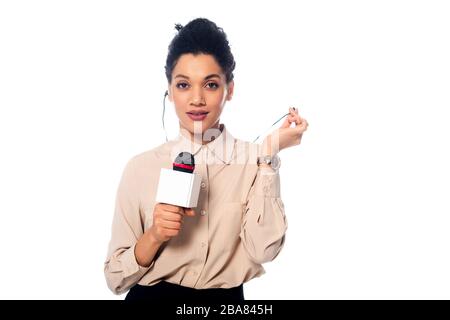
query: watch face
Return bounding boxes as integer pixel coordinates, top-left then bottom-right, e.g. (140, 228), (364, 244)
(258, 155), (280, 170)
(271, 155), (280, 170)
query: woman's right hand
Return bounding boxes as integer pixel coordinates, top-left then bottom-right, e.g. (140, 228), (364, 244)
(149, 203), (196, 244)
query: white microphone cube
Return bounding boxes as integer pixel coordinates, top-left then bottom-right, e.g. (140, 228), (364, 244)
(155, 168), (202, 208)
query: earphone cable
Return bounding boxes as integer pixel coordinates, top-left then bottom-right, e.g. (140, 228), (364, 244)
(163, 91), (292, 144)
(252, 112), (290, 143)
(163, 91), (169, 142)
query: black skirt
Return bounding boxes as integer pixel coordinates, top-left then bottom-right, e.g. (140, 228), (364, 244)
(125, 281), (245, 302)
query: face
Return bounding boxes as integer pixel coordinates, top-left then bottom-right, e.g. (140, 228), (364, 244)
(168, 53), (234, 143)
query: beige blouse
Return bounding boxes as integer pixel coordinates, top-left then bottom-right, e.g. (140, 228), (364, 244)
(104, 124), (287, 295)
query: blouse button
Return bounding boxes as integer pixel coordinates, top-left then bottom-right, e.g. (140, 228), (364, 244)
(201, 182), (206, 188)
(200, 209), (207, 216)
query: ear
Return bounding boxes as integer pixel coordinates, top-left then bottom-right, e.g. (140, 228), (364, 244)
(226, 80), (234, 101)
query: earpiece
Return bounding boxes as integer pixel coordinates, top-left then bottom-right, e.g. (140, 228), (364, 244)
(162, 90), (169, 142)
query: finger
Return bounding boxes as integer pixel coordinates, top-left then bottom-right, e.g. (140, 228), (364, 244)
(183, 208), (196, 216)
(289, 107), (299, 116)
(289, 108), (303, 121)
(294, 118), (308, 132)
(160, 220), (182, 230)
(280, 109), (295, 128)
(281, 107), (297, 128)
(161, 203), (184, 214)
(294, 116), (302, 125)
(288, 116), (297, 128)
(288, 113), (301, 125)
(162, 212), (183, 222)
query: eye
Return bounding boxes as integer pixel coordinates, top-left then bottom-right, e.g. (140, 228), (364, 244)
(176, 82), (189, 89)
(206, 82), (219, 89)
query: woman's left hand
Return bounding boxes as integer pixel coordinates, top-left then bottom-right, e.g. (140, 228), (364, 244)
(262, 107), (309, 155)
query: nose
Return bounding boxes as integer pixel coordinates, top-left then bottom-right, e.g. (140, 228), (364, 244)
(190, 87), (206, 106)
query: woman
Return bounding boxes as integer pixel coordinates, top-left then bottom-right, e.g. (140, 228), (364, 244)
(104, 18), (309, 302)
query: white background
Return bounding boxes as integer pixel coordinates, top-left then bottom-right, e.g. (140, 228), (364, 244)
(0, 0), (449, 299)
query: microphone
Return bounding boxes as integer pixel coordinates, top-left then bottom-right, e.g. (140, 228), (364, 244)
(172, 152), (195, 173)
(155, 152), (202, 208)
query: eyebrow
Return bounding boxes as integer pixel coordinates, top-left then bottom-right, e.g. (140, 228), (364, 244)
(174, 74), (221, 80)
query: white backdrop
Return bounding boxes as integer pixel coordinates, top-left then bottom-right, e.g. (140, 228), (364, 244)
(0, 0), (449, 299)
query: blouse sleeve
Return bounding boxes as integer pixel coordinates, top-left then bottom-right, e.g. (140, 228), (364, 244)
(239, 164), (288, 264)
(104, 158), (154, 295)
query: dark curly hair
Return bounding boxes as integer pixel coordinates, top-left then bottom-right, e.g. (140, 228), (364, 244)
(164, 18), (236, 84)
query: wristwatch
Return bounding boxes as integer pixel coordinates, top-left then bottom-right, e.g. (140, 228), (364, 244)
(257, 154), (281, 170)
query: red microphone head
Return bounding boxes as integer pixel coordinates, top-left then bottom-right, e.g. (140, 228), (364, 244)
(173, 152), (195, 173)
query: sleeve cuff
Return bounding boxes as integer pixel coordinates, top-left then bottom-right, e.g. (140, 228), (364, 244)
(254, 168), (281, 198)
(120, 243), (154, 278)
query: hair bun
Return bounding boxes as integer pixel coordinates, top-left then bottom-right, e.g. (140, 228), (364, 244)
(174, 23), (183, 31)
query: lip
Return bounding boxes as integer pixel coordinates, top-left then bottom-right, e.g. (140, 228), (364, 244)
(186, 111), (209, 121)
